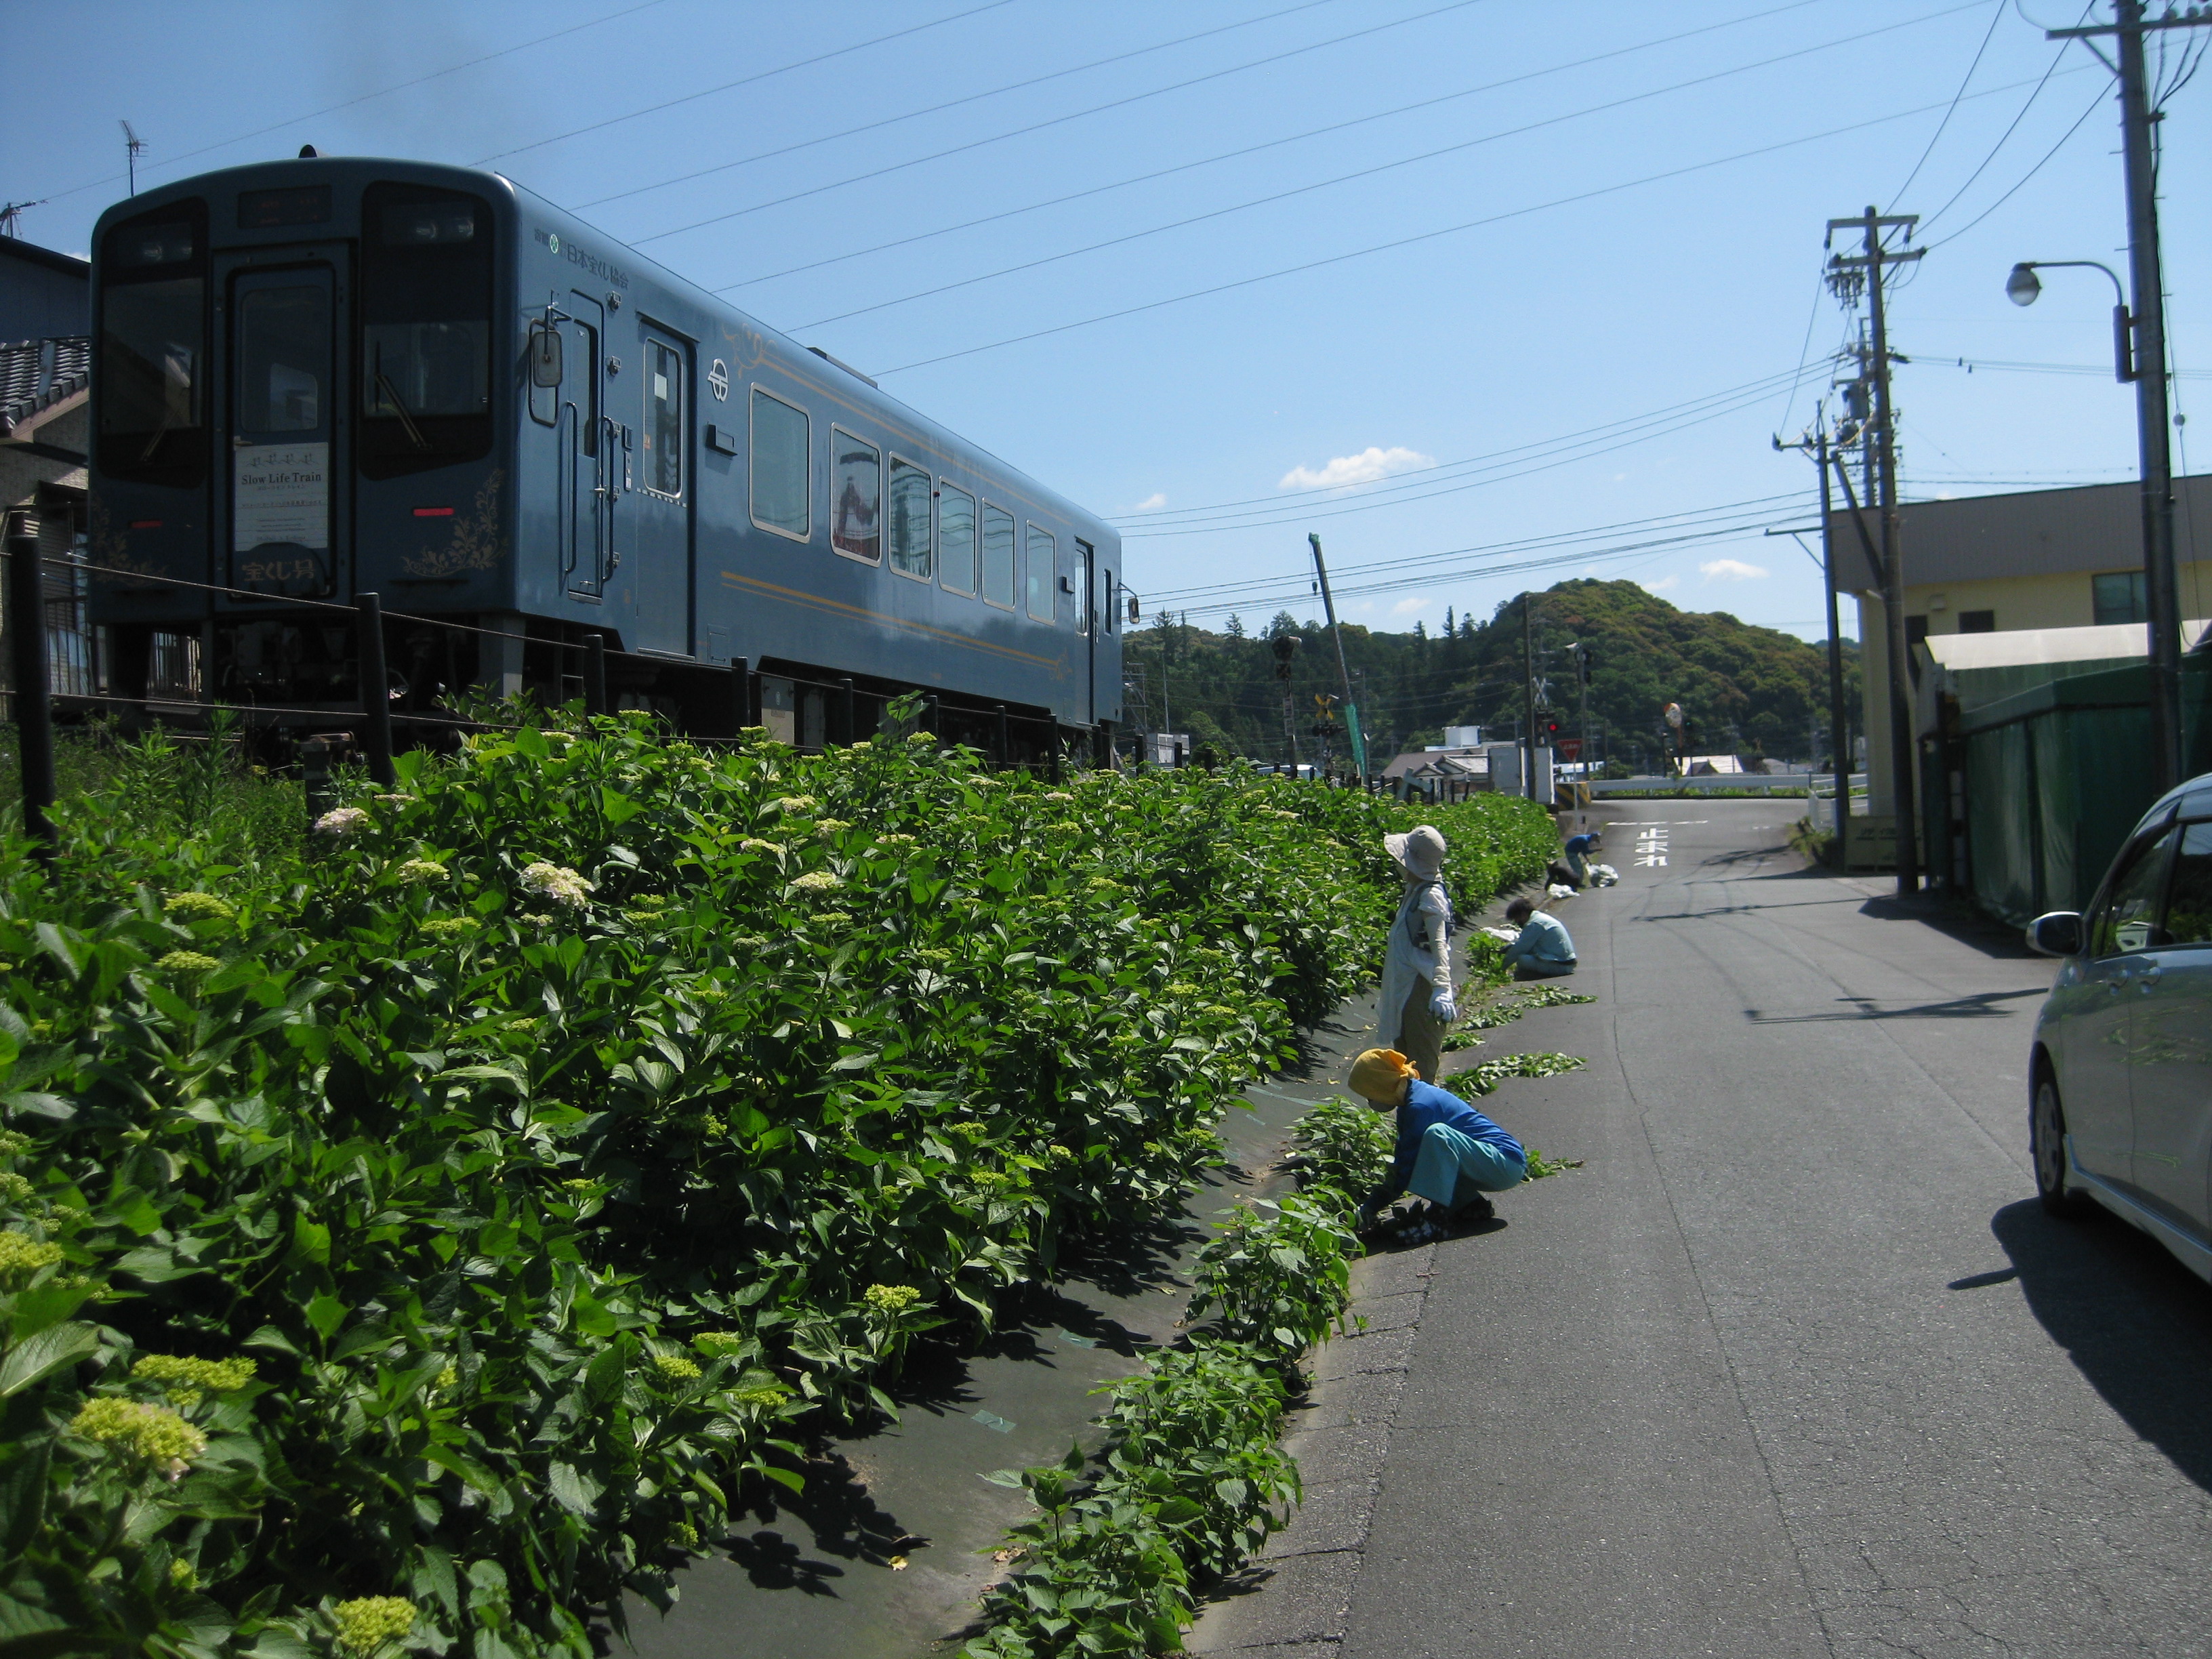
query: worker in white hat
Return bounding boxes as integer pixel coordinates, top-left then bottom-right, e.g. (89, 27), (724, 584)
(1376, 824), (1455, 1086)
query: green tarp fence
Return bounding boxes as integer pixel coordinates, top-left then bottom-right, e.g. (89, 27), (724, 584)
(1959, 657), (2212, 924)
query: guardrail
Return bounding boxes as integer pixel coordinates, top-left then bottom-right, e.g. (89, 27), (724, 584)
(1587, 773), (1863, 797)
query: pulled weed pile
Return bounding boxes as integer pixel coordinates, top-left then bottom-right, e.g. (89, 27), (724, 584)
(0, 718), (1552, 1659)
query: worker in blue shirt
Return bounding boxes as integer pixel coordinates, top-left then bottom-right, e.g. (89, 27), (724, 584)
(1500, 897), (1578, 980)
(1349, 1047), (1528, 1242)
(1561, 831), (1600, 887)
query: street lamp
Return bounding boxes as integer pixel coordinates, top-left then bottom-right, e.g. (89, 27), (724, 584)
(2007, 251), (2184, 792)
(2004, 260), (2135, 381)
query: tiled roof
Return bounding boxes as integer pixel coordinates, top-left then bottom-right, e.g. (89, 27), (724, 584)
(1, 336), (90, 435)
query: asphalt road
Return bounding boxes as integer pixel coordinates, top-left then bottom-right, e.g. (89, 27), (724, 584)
(1199, 800), (2212, 1659)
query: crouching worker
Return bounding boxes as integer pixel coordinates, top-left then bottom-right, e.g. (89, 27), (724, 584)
(1500, 896), (1578, 980)
(1349, 1047), (1526, 1243)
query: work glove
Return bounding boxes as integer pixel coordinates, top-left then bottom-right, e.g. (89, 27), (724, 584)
(1429, 989), (1457, 1023)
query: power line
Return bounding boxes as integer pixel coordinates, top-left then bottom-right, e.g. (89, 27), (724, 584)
(1147, 494), (1805, 602)
(1914, 3), (2092, 231)
(28, 0), (676, 205)
(715, 0), (1830, 295)
(1891, 0), (2009, 203)
(868, 64), (2096, 377)
(1120, 371), (1828, 538)
(787, 2), (1989, 334)
(1120, 367), (1814, 526)
(567, 0), (1338, 206)
(626, 0), (1486, 247)
(1921, 85), (2108, 249)
(476, 0), (1026, 165)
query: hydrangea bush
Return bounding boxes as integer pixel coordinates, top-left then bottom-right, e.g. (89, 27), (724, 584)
(0, 713), (1551, 1658)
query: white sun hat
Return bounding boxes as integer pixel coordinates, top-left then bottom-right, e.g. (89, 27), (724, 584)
(1383, 824), (1446, 880)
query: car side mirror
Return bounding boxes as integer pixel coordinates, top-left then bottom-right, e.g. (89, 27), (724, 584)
(530, 325), (563, 388)
(2027, 911), (2083, 957)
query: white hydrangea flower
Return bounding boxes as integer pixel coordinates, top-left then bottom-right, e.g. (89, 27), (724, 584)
(314, 806), (369, 836)
(520, 861), (595, 908)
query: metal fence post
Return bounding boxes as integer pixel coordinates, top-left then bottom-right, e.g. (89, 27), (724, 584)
(729, 655), (752, 737)
(5, 517), (55, 861)
(355, 593), (397, 787)
(994, 703), (1009, 768)
(837, 677), (856, 747)
(921, 693), (939, 747)
(582, 634), (608, 718)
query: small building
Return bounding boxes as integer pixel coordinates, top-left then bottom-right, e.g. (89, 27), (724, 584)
(1831, 474), (2212, 815)
(0, 235), (97, 700)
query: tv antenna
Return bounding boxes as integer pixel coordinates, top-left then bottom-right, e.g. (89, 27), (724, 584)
(0, 201), (45, 239)
(121, 121), (146, 195)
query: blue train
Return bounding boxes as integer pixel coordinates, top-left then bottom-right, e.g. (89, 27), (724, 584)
(87, 155), (1125, 754)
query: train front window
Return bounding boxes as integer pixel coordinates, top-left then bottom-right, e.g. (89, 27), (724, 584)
(237, 287), (328, 434)
(359, 182), (491, 479)
(97, 202), (207, 486)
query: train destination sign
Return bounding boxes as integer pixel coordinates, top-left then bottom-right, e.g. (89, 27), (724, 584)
(233, 441), (329, 552)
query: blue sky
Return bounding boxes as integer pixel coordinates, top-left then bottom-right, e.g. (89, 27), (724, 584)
(13, 0), (2209, 640)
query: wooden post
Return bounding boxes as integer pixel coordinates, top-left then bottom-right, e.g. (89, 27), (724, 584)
(5, 517), (54, 861)
(355, 593), (396, 787)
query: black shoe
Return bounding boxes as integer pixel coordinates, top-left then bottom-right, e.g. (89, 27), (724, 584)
(1446, 1193), (1496, 1228)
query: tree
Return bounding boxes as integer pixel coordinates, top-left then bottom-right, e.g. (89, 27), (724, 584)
(1224, 613), (1246, 638)
(1414, 620), (1427, 641)
(1266, 611), (1298, 639)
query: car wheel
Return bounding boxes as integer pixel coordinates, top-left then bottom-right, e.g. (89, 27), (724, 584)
(2032, 1072), (2090, 1219)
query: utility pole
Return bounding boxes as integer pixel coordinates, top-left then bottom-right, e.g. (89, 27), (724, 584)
(1828, 207), (1923, 896)
(1521, 593), (1538, 802)
(1308, 534), (1366, 785)
(1271, 630), (1302, 772)
(2045, 0), (2209, 793)
(1774, 413), (1854, 828)
(121, 121), (145, 197)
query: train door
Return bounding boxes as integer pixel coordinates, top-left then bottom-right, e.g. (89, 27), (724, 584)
(628, 325), (692, 656)
(222, 252), (348, 598)
(556, 292), (610, 598)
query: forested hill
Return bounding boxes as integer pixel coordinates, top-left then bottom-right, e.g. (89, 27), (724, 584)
(1128, 578), (1860, 770)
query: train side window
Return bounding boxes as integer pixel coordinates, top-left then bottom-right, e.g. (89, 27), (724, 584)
(888, 457), (931, 581)
(939, 483), (977, 596)
(644, 339), (682, 497)
(1025, 523), (1057, 623)
(1075, 539), (1092, 636)
(831, 427), (880, 563)
(982, 503), (1016, 609)
(750, 386), (810, 540)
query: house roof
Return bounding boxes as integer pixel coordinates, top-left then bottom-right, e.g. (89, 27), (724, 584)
(1828, 474), (2212, 594)
(0, 337), (90, 436)
(0, 238), (89, 281)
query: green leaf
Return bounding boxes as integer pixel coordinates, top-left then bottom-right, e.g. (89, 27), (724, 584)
(289, 1214), (330, 1267)
(303, 1292), (348, 1341)
(0, 1321), (98, 1397)
(546, 1460), (602, 1515)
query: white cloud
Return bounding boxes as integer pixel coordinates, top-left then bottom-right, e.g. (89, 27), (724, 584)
(1128, 492), (1167, 512)
(1642, 574), (1680, 594)
(1699, 558), (1769, 582)
(1390, 595), (1430, 616)
(1279, 445), (1435, 491)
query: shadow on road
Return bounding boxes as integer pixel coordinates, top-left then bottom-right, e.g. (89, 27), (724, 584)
(1992, 1197), (2212, 1492)
(1858, 893), (2042, 961)
(1746, 986), (2045, 1023)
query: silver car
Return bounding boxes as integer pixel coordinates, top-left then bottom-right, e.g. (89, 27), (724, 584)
(2027, 771), (2212, 1282)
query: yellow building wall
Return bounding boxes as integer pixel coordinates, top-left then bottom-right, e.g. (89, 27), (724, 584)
(1856, 558), (2212, 817)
